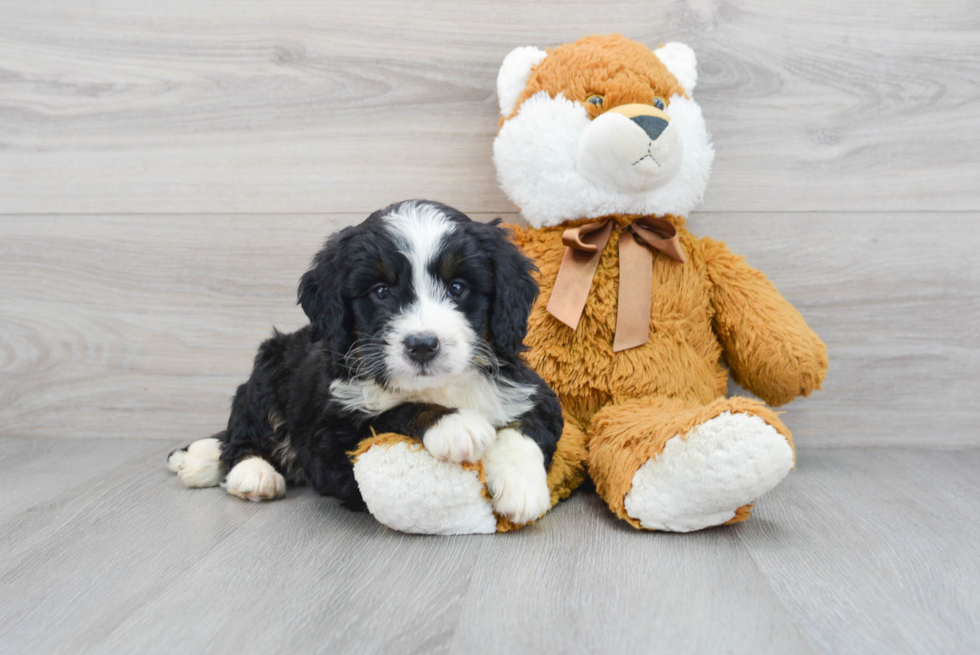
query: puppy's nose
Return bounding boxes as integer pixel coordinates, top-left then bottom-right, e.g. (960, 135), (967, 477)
(631, 115), (669, 141)
(404, 333), (440, 364)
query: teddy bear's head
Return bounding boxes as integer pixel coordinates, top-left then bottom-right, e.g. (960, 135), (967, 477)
(493, 34), (714, 228)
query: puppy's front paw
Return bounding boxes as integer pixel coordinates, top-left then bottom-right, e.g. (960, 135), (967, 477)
(422, 409), (496, 463)
(224, 457), (286, 502)
(483, 428), (551, 524)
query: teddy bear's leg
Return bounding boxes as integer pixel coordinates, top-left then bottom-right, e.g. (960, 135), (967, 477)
(350, 412), (589, 535)
(545, 409), (590, 506)
(588, 396), (795, 532)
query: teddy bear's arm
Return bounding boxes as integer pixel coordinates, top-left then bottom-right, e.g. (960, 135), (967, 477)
(702, 237), (828, 407)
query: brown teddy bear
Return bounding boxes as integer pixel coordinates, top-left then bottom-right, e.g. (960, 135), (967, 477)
(351, 34), (827, 533)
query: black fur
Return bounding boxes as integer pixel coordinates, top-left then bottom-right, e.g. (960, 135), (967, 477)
(482, 218), (539, 357)
(173, 200), (563, 511)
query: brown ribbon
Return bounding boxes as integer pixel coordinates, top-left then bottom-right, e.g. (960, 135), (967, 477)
(545, 216), (686, 352)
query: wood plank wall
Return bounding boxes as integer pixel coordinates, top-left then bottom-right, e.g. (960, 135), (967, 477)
(1, 1), (978, 446)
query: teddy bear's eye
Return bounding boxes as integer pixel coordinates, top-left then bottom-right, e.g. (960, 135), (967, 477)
(653, 97), (666, 111)
(586, 94), (604, 108)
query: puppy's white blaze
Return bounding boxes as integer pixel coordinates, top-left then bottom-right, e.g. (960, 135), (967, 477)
(224, 456), (286, 502)
(483, 428), (551, 524)
(175, 437), (225, 488)
(330, 370), (535, 428)
(382, 200), (456, 302)
(381, 201), (474, 390)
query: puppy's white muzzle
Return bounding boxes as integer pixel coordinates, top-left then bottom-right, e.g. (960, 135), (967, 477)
(576, 104), (683, 193)
(385, 300), (475, 391)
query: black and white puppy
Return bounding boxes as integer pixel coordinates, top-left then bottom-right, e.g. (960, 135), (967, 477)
(167, 200), (563, 524)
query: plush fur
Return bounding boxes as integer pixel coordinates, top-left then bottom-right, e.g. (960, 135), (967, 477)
(493, 35), (829, 531)
(167, 200), (563, 524)
(494, 36), (713, 227)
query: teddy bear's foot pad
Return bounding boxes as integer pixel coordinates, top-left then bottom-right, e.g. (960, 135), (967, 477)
(624, 411), (793, 532)
(353, 441), (497, 535)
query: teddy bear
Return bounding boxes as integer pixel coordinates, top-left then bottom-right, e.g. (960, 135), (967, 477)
(350, 34), (827, 534)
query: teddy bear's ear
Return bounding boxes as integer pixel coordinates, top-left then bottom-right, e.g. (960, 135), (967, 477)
(653, 42), (698, 94)
(497, 46), (548, 118)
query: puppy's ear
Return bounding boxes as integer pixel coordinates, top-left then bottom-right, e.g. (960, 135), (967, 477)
(484, 220), (539, 357)
(298, 230), (351, 362)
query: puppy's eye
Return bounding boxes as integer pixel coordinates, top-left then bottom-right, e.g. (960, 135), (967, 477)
(447, 281), (467, 299)
(371, 284), (390, 302)
(653, 97), (666, 111)
(586, 94), (604, 108)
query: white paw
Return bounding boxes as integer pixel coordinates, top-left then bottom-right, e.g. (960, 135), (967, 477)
(353, 441), (497, 535)
(175, 438), (225, 488)
(167, 449), (185, 473)
(422, 409), (497, 463)
(624, 412), (794, 532)
(224, 457), (286, 502)
(483, 428), (551, 524)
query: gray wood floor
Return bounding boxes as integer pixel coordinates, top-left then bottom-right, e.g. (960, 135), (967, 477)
(0, 438), (976, 655)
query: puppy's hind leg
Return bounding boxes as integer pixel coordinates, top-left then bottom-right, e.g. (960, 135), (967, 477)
(167, 433), (227, 488)
(218, 382), (288, 502)
(192, 333), (294, 501)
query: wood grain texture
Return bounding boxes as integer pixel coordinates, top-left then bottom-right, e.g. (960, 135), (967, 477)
(1, 212), (977, 446)
(449, 493), (814, 654)
(740, 449), (980, 655)
(1, 0), (978, 214)
(0, 437), (162, 523)
(0, 442), (976, 654)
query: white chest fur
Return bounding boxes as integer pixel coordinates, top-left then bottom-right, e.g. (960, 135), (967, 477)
(330, 370), (534, 428)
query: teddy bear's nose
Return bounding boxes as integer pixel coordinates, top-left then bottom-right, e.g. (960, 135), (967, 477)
(631, 115), (669, 141)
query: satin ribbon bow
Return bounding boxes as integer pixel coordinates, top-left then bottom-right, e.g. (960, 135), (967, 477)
(545, 216), (687, 352)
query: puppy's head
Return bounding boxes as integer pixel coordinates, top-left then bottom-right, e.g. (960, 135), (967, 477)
(298, 200), (537, 391)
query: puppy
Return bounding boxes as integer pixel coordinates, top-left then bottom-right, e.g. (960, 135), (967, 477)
(167, 200), (563, 524)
